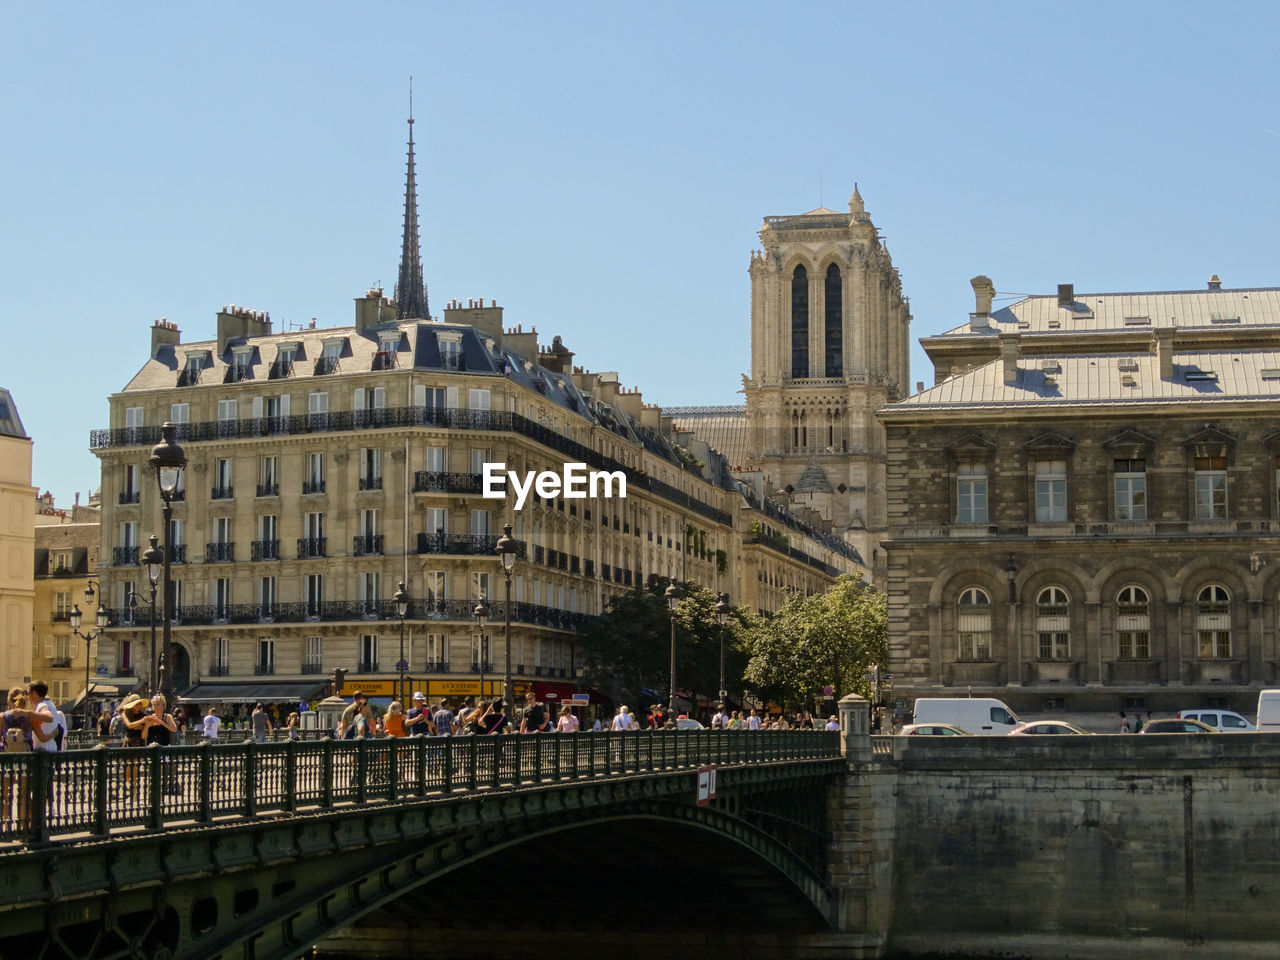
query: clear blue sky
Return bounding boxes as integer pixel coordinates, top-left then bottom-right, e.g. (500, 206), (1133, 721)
(4, 1), (1280, 506)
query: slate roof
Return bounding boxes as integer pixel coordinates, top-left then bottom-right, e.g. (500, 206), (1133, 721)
(667, 405), (748, 470)
(882, 348), (1280, 415)
(0, 388), (26, 438)
(933, 288), (1280, 339)
(794, 457), (834, 493)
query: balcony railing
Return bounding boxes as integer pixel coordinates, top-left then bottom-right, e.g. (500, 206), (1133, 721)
(372, 350), (397, 371)
(297, 537), (327, 558)
(90, 407), (732, 528)
(170, 544), (187, 564)
(113, 546), (139, 566)
(353, 534), (384, 556)
(302, 479), (325, 495)
(50, 657), (73, 669)
(314, 356), (339, 376)
(211, 485), (234, 500)
(208, 662), (232, 677)
(423, 660), (449, 673)
(205, 542), (235, 562)
(358, 476), (383, 491)
(118, 490), (140, 505)
(256, 482), (279, 497)
(469, 662), (494, 674)
(301, 662), (324, 675)
(268, 359), (293, 380)
(358, 660), (379, 673)
(115, 665), (134, 677)
(254, 663), (275, 676)
(251, 540), (280, 561)
(417, 533), (504, 557)
(412, 471), (484, 494)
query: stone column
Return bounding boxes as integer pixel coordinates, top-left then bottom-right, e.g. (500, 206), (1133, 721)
(839, 693), (871, 762)
(1085, 600), (1103, 685)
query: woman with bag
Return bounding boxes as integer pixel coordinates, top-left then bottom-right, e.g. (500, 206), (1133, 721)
(1, 688), (37, 825)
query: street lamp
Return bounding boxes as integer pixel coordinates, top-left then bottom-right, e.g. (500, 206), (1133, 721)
(715, 593), (730, 712)
(69, 600), (109, 732)
(664, 581), (683, 718)
(495, 523), (517, 713)
(473, 596), (490, 701)
(140, 534), (162, 693)
(149, 422), (187, 702)
(394, 580), (409, 704)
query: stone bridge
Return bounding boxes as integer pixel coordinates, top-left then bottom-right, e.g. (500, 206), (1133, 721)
(0, 715), (868, 960)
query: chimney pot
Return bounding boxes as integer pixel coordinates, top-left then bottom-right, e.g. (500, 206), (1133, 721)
(1057, 283), (1074, 306)
(999, 332), (1021, 385)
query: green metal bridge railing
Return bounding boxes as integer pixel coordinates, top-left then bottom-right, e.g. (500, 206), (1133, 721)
(0, 730), (841, 847)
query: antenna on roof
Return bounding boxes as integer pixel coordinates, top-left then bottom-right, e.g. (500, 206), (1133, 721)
(408, 76), (413, 124)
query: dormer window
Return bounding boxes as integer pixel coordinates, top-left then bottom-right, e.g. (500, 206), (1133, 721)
(179, 352), (209, 387)
(271, 344), (298, 380)
(227, 347), (253, 383)
(315, 339), (344, 376)
(374, 332), (400, 371)
(439, 332), (463, 371)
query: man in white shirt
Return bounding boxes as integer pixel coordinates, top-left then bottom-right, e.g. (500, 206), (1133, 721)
(27, 681), (59, 752)
(710, 707), (727, 730)
(746, 709), (762, 731)
(825, 716), (841, 731)
(611, 705), (635, 730)
(202, 707), (222, 740)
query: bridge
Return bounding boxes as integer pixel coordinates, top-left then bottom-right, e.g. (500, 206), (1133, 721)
(0, 726), (853, 960)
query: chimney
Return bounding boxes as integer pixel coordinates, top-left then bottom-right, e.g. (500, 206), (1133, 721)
(354, 287), (396, 332)
(1057, 283), (1074, 306)
(150, 318), (181, 358)
(1208, 274), (1223, 291)
(1153, 328), (1175, 380)
(999, 332), (1020, 385)
(970, 275), (995, 331)
(916, 381), (924, 394)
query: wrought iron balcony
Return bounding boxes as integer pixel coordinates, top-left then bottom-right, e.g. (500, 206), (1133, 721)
(268, 358), (293, 380)
(357, 660), (379, 673)
(469, 662), (494, 674)
(302, 479), (325, 495)
(297, 537), (327, 558)
(205, 542), (235, 562)
(313, 356), (339, 376)
(208, 662), (232, 677)
(256, 482), (279, 497)
(251, 540), (280, 561)
(113, 546), (139, 566)
(254, 663), (275, 676)
(412, 471), (484, 494)
(211, 485), (234, 500)
(170, 544), (187, 564)
(358, 475), (383, 491)
(118, 490), (140, 505)
(301, 662), (324, 675)
(353, 534), (384, 556)
(115, 665), (135, 677)
(371, 350), (397, 371)
(50, 657), (72, 669)
(416, 533), (503, 556)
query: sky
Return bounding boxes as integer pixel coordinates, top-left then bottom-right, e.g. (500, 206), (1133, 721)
(4, 1), (1280, 506)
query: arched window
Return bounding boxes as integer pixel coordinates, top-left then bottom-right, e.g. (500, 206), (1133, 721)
(1036, 587), (1070, 660)
(1196, 585), (1231, 658)
(957, 587), (991, 659)
(824, 263), (843, 377)
(1116, 586), (1150, 659)
(791, 265), (809, 378)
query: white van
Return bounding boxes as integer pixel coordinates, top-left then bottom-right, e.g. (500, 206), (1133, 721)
(1255, 690), (1280, 732)
(911, 697), (1023, 735)
(1178, 709), (1255, 732)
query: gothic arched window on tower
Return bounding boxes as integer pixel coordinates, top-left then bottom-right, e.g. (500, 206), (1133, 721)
(791, 265), (809, 378)
(825, 264), (843, 378)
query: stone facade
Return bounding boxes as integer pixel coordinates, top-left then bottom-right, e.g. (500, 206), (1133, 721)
(0, 389), (35, 691)
(32, 516), (100, 711)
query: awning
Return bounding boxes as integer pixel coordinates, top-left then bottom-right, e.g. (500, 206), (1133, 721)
(177, 681), (328, 705)
(530, 681), (607, 705)
(61, 679), (140, 711)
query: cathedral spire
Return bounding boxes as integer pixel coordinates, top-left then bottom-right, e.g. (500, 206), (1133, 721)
(395, 79), (429, 321)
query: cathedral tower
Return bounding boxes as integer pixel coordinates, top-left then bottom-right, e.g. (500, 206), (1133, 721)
(742, 186), (911, 574)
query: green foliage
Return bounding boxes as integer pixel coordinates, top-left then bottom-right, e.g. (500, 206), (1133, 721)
(577, 579), (752, 706)
(743, 573), (887, 709)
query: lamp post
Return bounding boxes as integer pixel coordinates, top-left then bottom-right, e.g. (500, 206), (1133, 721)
(140, 535), (162, 693)
(149, 422), (187, 702)
(715, 593), (730, 712)
(473, 596), (490, 701)
(394, 580), (409, 705)
(495, 523), (517, 712)
(665, 581), (683, 718)
(69, 601), (109, 732)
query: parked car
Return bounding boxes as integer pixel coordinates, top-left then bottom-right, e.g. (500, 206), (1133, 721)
(911, 697), (1022, 735)
(1009, 720), (1091, 736)
(900, 723), (971, 736)
(1177, 709), (1255, 732)
(1140, 718), (1216, 734)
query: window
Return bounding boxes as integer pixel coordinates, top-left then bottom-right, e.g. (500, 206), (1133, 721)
(1196, 585), (1231, 658)
(1116, 586), (1150, 659)
(470, 448), (489, 475)
(258, 513), (277, 543)
(824, 263), (842, 378)
(1036, 587), (1070, 660)
(308, 391), (329, 429)
(425, 571), (446, 604)
(469, 388), (491, 411)
(217, 398), (237, 422)
(360, 448), (382, 489)
(305, 574), (324, 619)
(425, 446), (446, 473)
(304, 511), (324, 540)
(1275, 455), (1280, 516)
(956, 463), (988, 524)
(212, 516), (231, 546)
(258, 576), (276, 618)
(119, 639), (133, 673)
(213, 458), (233, 498)
(1035, 460), (1067, 522)
(212, 578), (231, 621)
(440, 336), (462, 370)
(121, 463), (139, 502)
(425, 634), (444, 667)
(471, 509), (491, 537)
(257, 638), (275, 673)
(472, 572), (491, 602)
(124, 406), (144, 433)
(1194, 456), (1228, 519)
(259, 456), (278, 495)
(1114, 459), (1147, 521)
(360, 634), (379, 671)
(957, 588), (991, 659)
(425, 507), (447, 538)
(472, 631), (491, 667)
(169, 402), (189, 425)
(168, 518), (184, 548)
(361, 572), (381, 616)
(212, 637), (229, 673)
(791, 265), (809, 378)
(54, 591), (72, 619)
(304, 452), (325, 493)
(304, 636), (322, 671)
(353, 386), (386, 426)
(360, 508), (378, 537)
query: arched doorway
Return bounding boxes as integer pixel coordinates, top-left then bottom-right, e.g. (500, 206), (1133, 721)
(171, 643), (192, 694)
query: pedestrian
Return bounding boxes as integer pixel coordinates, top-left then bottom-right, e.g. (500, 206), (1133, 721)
(728, 711), (742, 730)
(432, 699), (456, 736)
(1119, 711), (1130, 734)
(456, 697), (477, 732)
(146, 695), (179, 795)
(611, 705), (636, 731)
(825, 715), (841, 731)
(1132, 712), (1144, 733)
(284, 711), (301, 741)
(119, 694), (150, 801)
(591, 716), (603, 732)
(521, 693), (549, 733)
(97, 709), (112, 739)
(109, 705), (127, 744)
(405, 692), (437, 736)
(1, 688), (37, 825)
(339, 691), (369, 739)
(26, 681), (58, 753)
(202, 707), (221, 741)
(710, 706), (726, 729)
(556, 705), (579, 733)
(250, 703), (273, 744)
(746, 708), (762, 731)
(385, 701), (407, 738)
(484, 701), (509, 734)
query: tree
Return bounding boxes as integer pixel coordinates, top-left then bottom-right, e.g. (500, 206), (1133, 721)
(743, 573), (887, 711)
(577, 579), (751, 709)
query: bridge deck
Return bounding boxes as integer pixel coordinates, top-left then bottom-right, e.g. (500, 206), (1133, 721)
(0, 730), (841, 848)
